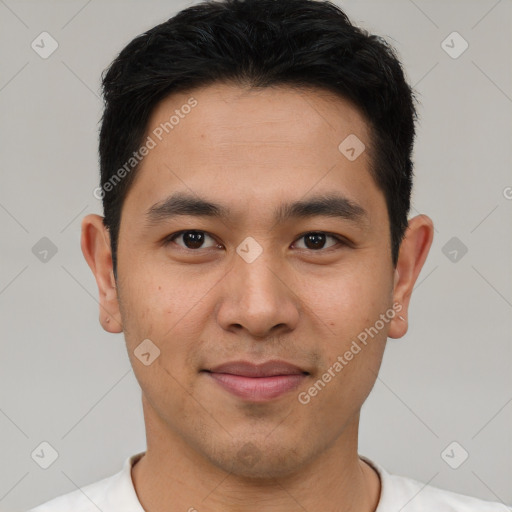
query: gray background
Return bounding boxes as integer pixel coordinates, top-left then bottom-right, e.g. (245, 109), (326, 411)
(0, 0), (511, 510)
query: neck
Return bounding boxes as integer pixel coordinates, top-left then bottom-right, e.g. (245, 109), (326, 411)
(132, 398), (381, 512)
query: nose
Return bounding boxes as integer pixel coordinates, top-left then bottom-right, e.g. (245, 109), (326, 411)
(215, 248), (300, 339)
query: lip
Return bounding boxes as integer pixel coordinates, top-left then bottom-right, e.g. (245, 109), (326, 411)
(207, 360), (307, 377)
(203, 360), (309, 402)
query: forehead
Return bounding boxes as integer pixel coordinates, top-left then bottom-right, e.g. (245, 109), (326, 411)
(148, 82), (370, 157)
(122, 83), (383, 225)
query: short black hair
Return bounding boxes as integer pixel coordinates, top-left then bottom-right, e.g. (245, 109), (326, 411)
(99, 0), (416, 275)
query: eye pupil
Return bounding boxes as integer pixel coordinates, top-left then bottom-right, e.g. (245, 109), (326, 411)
(171, 231), (338, 252)
(304, 232), (326, 250)
(183, 231), (204, 249)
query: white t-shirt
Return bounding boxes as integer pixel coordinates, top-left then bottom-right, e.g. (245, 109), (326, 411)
(27, 452), (510, 511)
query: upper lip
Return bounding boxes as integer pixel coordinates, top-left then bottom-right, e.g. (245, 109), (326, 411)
(205, 360), (308, 377)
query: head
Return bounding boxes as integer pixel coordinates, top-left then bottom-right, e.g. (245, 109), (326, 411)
(97, 0), (417, 275)
(82, 0), (433, 479)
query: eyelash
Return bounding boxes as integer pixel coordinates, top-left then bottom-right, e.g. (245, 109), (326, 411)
(163, 230), (349, 253)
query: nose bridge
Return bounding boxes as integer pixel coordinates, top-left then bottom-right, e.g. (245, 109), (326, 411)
(234, 240), (284, 308)
(216, 238), (300, 336)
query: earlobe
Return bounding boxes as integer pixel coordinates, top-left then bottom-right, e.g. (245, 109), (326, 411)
(388, 214), (434, 339)
(80, 214), (123, 333)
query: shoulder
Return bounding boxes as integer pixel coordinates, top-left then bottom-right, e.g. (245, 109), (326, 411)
(26, 452), (145, 512)
(26, 476), (114, 512)
(385, 472), (510, 511)
(361, 456), (511, 512)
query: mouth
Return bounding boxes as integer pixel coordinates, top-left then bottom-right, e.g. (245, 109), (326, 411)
(201, 360), (310, 402)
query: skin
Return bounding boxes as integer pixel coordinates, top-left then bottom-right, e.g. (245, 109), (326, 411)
(81, 83), (433, 512)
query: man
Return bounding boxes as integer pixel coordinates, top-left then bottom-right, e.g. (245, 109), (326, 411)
(28, 0), (509, 510)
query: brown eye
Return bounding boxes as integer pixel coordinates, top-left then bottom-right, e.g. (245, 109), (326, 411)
(167, 230), (218, 250)
(294, 232), (342, 251)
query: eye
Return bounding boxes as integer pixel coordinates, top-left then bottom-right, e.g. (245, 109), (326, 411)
(163, 230), (347, 253)
(293, 232), (345, 251)
(164, 230), (220, 250)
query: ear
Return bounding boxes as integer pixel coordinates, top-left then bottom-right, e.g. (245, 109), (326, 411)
(388, 214), (434, 339)
(80, 214), (123, 333)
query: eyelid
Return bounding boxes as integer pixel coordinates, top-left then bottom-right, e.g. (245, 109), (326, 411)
(163, 230), (219, 249)
(292, 231), (350, 250)
(163, 229), (351, 252)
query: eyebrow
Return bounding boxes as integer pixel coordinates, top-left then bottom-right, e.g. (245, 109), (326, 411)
(145, 192), (368, 227)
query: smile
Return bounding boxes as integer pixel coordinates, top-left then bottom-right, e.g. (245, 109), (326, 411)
(202, 360), (309, 402)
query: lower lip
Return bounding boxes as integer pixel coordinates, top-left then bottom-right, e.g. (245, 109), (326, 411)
(205, 372), (307, 402)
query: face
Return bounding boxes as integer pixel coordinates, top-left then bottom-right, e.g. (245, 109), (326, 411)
(102, 84), (408, 478)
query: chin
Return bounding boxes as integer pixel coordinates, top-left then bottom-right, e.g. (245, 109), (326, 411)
(207, 441), (308, 480)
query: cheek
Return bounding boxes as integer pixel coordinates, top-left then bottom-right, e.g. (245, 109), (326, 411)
(303, 262), (392, 331)
(120, 265), (200, 330)
(119, 274), (205, 411)
(305, 292), (389, 422)
(301, 260), (393, 396)
(119, 268), (211, 373)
